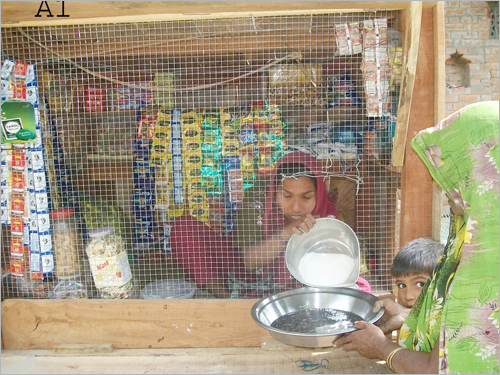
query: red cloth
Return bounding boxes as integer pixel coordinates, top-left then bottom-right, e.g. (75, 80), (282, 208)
(170, 151), (339, 296)
(170, 215), (253, 287)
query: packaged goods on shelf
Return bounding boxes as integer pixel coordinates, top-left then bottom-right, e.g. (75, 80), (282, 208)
(2, 60), (55, 282)
(86, 226), (133, 299)
(133, 109), (158, 244)
(95, 120), (135, 156)
(335, 22), (363, 56)
(361, 18), (392, 118)
(268, 65), (321, 106)
(152, 72), (175, 109)
(113, 83), (153, 110)
(289, 121), (360, 161)
(80, 195), (130, 244)
(182, 110), (208, 224)
(365, 115), (396, 162)
(50, 208), (82, 278)
(327, 75), (361, 108)
(388, 46), (404, 91)
(49, 278), (88, 299)
(75, 85), (106, 113)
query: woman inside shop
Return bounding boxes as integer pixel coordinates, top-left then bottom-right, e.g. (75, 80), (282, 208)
(334, 101), (499, 374)
(170, 151), (338, 298)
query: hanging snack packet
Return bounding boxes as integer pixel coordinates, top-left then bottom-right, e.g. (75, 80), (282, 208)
(349, 22), (363, 54)
(335, 24), (350, 56)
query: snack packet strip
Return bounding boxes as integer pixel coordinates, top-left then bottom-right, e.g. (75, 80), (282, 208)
(182, 110), (208, 223)
(27, 66), (54, 276)
(201, 109), (223, 195)
(133, 109), (156, 243)
(171, 109), (184, 206)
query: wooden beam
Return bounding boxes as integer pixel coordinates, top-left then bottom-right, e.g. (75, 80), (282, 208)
(1, 1), (438, 27)
(1, 299), (272, 350)
(2, 293), (396, 350)
(0, 347), (393, 374)
(3, 29), (338, 61)
(399, 7), (435, 247)
(391, 1), (423, 167)
(433, 2), (445, 124)
(431, 2), (446, 242)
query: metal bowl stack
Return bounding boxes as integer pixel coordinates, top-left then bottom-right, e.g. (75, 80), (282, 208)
(251, 218), (383, 348)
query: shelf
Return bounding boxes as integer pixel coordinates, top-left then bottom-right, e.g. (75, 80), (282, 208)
(87, 153), (134, 162)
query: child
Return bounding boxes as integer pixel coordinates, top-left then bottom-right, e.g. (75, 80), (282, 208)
(391, 238), (444, 308)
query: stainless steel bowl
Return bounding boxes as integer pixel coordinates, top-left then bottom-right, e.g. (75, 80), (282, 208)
(286, 218), (360, 288)
(251, 287), (384, 348)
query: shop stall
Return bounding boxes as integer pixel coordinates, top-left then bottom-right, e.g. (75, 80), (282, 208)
(1, 2), (444, 373)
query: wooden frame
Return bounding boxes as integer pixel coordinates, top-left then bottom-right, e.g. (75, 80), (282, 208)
(2, 1), (438, 27)
(1, 1), (445, 351)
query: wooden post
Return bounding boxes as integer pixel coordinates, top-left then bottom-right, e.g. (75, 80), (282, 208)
(399, 6), (438, 246)
(431, 1), (446, 242)
(391, 1), (423, 167)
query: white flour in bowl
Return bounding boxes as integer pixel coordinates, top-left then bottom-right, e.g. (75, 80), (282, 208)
(298, 252), (355, 286)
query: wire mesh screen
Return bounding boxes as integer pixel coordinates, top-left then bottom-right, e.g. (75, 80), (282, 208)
(1, 11), (402, 300)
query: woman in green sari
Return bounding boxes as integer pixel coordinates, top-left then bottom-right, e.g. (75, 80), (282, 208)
(334, 101), (499, 374)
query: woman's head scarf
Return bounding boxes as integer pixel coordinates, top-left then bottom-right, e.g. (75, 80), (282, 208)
(263, 151), (338, 236)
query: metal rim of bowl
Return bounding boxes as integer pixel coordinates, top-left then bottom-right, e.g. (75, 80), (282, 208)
(285, 217), (361, 288)
(251, 286), (385, 338)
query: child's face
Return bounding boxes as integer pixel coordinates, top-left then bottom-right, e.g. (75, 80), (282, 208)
(394, 273), (430, 308)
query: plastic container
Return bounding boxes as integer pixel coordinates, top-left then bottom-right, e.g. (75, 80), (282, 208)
(15, 277), (53, 299)
(50, 209), (82, 278)
(49, 276), (88, 299)
(86, 227), (133, 299)
(141, 279), (196, 300)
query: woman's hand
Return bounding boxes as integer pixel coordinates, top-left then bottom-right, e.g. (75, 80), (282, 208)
(333, 321), (388, 359)
(280, 214), (318, 241)
(373, 298), (410, 334)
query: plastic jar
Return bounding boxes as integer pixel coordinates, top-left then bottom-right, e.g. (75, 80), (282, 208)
(50, 209), (82, 278)
(49, 277), (88, 299)
(86, 227), (133, 299)
(141, 279), (196, 300)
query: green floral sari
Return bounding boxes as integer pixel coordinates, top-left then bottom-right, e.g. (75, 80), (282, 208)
(400, 101), (499, 374)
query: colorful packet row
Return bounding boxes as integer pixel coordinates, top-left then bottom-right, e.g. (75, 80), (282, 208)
(221, 110), (244, 206)
(1, 60), (54, 279)
(133, 109), (157, 243)
(170, 109), (184, 207)
(182, 110), (208, 224)
(201, 109), (223, 195)
(362, 19), (391, 118)
(149, 109), (176, 252)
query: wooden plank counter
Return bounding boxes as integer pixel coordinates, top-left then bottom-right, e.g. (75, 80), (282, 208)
(1, 296), (394, 351)
(1, 347), (393, 374)
(1, 297), (396, 373)
(1, 299), (271, 349)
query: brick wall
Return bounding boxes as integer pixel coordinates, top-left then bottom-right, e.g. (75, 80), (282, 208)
(445, 1), (499, 115)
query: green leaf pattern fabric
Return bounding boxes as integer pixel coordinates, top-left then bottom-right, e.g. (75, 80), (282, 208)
(400, 101), (499, 374)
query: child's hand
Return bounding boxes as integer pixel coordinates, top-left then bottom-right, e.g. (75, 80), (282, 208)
(373, 298), (410, 334)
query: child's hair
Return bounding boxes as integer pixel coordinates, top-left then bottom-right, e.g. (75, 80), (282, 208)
(276, 162), (316, 188)
(391, 238), (444, 277)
